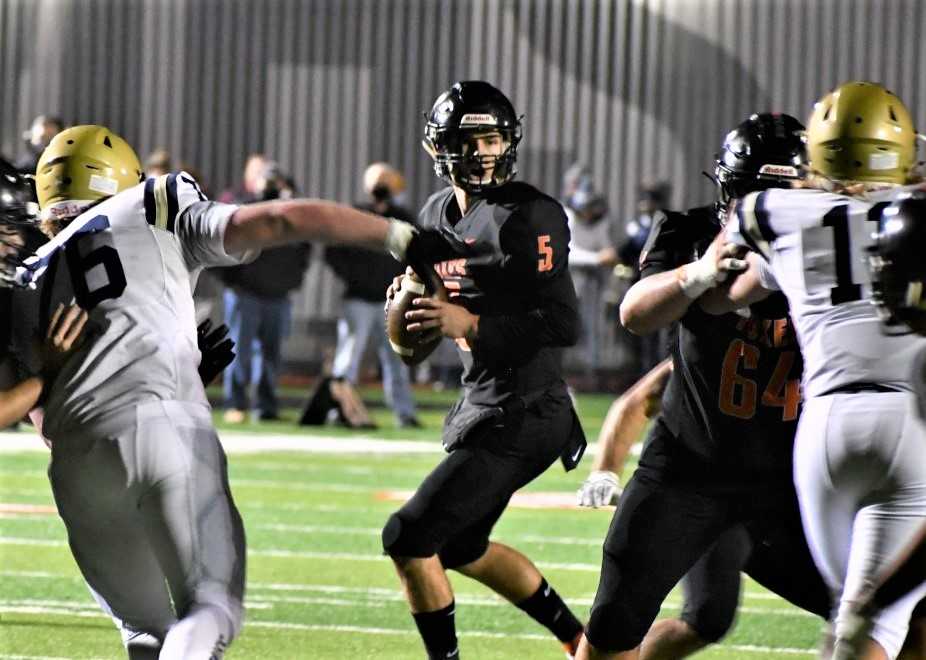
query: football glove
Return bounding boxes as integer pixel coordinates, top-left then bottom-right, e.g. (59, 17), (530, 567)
(577, 470), (621, 508)
(385, 220), (454, 267)
(197, 320), (235, 386)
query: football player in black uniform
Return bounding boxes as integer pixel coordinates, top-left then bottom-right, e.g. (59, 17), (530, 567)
(0, 157), (87, 428)
(838, 194), (926, 659)
(576, 114), (832, 660)
(382, 81), (587, 660)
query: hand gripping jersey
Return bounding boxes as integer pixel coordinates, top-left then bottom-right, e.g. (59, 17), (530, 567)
(13, 172), (257, 439)
(639, 206), (802, 489)
(416, 182), (579, 407)
(728, 186), (926, 398)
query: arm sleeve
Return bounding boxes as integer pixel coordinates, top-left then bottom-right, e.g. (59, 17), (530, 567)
(158, 172), (260, 269)
(472, 198), (580, 362)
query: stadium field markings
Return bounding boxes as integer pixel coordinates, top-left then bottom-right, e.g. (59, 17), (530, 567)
(256, 522), (604, 546)
(0, 537), (817, 594)
(0, 655), (107, 660)
(0, 432), (627, 459)
(0, 602), (815, 655)
(0, 569), (802, 606)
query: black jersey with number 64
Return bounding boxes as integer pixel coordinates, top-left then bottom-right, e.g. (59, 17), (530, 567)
(639, 206), (801, 491)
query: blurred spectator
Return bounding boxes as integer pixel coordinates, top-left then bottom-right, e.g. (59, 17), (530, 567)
(144, 148), (173, 177)
(16, 115), (64, 174)
(617, 181), (671, 276)
(219, 153), (268, 204)
(219, 158), (310, 423)
(619, 182), (672, 375)
(561, 162), (591, 202)
(561, 166), (617, 384)
(325, 162), (421, 428)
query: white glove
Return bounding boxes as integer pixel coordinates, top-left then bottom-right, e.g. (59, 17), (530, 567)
(577, 471), (621, 508)
(384, 218), (416, 261)
(678, 241), (747, 299)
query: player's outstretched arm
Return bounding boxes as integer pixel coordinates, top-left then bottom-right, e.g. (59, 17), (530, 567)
(224, 199), (414, 258)
(0, 303), (88, 428)
(577, 359), (672, 507)
(0, 374), (42, 429)
(621, 230), (747, 334)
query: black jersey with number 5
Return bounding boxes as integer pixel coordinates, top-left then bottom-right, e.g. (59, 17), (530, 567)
(416, 182), (580, 407)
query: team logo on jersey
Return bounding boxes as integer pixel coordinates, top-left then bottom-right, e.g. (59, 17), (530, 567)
(758, 164), (799, 178)
(460, 113), (497, 126)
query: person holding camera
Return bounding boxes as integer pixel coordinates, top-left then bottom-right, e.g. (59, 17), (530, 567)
(219, 155), (310, 423)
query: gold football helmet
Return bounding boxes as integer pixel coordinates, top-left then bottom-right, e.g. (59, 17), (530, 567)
(806, 81), (917, 185)
(35, 125), (143, 217)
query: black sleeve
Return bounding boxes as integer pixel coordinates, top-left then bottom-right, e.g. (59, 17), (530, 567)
(473, 198), (580, 362)
(638, 210), (696, 279)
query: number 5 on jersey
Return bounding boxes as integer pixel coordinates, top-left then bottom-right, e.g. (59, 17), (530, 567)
(537, 235), (553, 272)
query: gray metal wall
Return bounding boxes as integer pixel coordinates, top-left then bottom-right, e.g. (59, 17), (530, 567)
(3, 0), (925, 368)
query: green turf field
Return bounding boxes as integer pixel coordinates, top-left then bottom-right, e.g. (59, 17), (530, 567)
(0, 389), (823, 659)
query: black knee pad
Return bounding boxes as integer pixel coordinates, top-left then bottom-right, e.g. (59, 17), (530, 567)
(382, 512), (437, 559)
(586, 593), (653, 652)
(680, 599), (736, 643)
(438, 536), (489, 570)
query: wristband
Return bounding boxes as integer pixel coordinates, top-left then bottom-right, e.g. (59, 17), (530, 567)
(677, 258), (719, 299)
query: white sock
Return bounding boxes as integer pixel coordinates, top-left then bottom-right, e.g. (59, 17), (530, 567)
(159, 605), (233, 660)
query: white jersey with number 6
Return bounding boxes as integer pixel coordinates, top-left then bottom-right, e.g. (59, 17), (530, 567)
(727, 186), (926, 399)
(16, 171), (257, 439)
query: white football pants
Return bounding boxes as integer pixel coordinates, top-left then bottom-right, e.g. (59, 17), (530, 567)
(794, 391), (926, 659)
(48, 400), (246, 659)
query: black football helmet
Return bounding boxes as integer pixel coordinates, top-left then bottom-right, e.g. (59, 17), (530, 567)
(712, 113), (806, 221)
(423, 81), (522, 193)
(869, 192), (926, 333)
(0, 158), (38, 288)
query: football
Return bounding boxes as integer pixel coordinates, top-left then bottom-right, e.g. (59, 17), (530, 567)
(386, 263), (449, 365)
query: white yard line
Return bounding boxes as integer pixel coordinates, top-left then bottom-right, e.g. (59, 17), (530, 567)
(0, 569), (802, 605)
(0, 430), (620, 457)
(0, 603), (815, 655)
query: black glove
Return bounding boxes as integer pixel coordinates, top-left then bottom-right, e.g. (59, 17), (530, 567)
(404, 228), (456, 273)
(197, 319), (236, 386)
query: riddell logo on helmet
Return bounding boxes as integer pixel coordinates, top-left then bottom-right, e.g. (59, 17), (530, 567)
(759, 164), (799, 177)
(460, 114), (497, 126)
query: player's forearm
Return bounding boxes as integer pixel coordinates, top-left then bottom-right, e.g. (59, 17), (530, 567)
(225, 200), (391, 254)
(698, 257), (772, 315)
(0, 377), (42, 428)
(593, 358), (671, 471)
(620, 270), (692, 334)
(593, 398), (645, 472)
